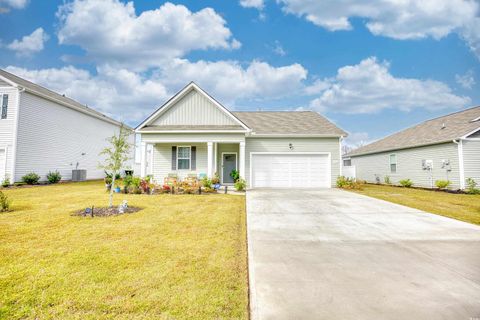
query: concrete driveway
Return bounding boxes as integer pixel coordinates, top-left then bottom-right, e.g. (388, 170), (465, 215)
(247, 188), (480, 320)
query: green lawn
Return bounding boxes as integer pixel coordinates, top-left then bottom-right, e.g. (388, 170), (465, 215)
(0, 181), (248, 319)
(349, 184), (480, 225)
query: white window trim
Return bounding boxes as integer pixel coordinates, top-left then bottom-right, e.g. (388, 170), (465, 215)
(389, 153), (397, 173)
(177, 146), (191, 171)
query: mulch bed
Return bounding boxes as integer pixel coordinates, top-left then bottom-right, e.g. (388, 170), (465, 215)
(73, 206), (142, 217)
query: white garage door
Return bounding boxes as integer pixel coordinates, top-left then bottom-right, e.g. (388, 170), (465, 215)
(251, 153), (331, 188)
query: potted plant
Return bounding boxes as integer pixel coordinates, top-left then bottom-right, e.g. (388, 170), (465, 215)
(123, 175), (133, 194)
(230, 169), (240, 182)
(212, 172), (221, 190)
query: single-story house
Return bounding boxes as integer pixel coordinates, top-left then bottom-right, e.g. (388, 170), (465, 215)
(344, 106), (480, 189)
(0, 69), (133, 183)
(136, 82), (347, 188)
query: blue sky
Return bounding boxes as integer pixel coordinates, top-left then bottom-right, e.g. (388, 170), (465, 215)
(1, 0), (479, 147)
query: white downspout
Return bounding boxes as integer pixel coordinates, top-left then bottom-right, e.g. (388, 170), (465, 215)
(453, 139), (465, 189)
(339, 136), (343, 177)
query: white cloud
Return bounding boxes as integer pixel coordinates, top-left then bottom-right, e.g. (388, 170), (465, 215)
(277, 0), (480, 58)
(455, 70), (476, 89)
(308, 57), (470, 114)
(56, 0), (240, 70)
(4, 65), (169, 123)
(4, 59), (307, 124)
(240, 0), (264, 9)
(158, 59), (307, 104)
(272, 40), (286, 56)
(460, 17), (480, 60)
(0, 0), (28, 10)
(7, 28), (49, 56)
(343, 132), (371, 149)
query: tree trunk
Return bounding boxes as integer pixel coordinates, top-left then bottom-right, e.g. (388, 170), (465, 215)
(109, 173), (116, 208)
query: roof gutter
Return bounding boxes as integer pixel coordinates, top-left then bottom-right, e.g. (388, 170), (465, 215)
(347, 139), (456, 158)
(247, 133), (345, 138)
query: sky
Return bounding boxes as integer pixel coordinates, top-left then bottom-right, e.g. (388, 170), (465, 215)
(0, 0), (479, 148)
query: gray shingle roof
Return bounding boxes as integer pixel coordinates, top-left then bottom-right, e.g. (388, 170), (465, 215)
(348, 106), (480, 157)
(233, 111), (347, 136)
(0, 69), (129, 128)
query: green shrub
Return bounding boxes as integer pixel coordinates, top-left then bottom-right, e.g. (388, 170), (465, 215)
(465, 178), (480, 195)
(399, 179), (413, 188)
(234, 178), (246, 191)
(22, 172), (40, 185)
(336, 176), (362, 190)
(123, 175), (133, 186)
(435, 180), (451, 189)
(131, 176), (141, 188)
(2, 177), (10, 187)
(47, 171), (62, 184)
(384, 175), (391, 185)
(0, 190), (10, 212)
(202, 177), (212, 189)
(336, 176), (349, 188)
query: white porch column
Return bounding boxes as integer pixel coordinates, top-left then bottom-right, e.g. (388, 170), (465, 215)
(213, 142), (218, 175)
(140, 141), (147, 178)
(239, 141), (246, 179)
(207, 142), (213, 178)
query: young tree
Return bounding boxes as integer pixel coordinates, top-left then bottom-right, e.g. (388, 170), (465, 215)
(99, 124), (131, 207)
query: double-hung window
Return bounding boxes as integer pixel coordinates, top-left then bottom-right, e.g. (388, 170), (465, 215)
(389, 154), (397, 173)
(177, 146), (191, 170)
(1, 94), (8, 119)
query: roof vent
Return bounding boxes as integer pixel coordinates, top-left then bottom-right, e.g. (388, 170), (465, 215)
(62, 94), (65, 97)
(441, 123), (446, 129)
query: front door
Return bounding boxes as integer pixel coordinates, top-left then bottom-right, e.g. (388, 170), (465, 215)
(222, 153), (237, 184)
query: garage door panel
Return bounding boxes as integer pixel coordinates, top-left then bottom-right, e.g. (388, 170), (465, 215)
(251, 153), (330, 188)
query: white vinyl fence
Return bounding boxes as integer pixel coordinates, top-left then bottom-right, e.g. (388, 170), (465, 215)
(343, 166), (356, 179)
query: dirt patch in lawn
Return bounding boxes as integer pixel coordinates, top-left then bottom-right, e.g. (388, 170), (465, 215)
(73, 206), (142, 217)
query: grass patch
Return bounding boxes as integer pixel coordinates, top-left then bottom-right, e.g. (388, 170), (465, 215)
(0, 181), (248, 319)
(349, 184), (480, 225)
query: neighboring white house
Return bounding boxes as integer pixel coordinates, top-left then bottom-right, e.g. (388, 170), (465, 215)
(344, 106), (480, 190)
(136, 82), (347, 188)
(0, 69), (133, 183)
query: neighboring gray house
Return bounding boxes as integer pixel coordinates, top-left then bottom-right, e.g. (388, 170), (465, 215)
(344, 106), (480, 190)
(136, 82), (347, 188)
(0, 69), (133, 183)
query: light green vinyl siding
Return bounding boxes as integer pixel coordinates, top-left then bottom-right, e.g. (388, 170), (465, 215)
(150, 89), (238, 126)
(351, 142), (461, 189)
(152, 143), (208, 184)
(244, 137), (341, 187)
(463, 140), (480, 185)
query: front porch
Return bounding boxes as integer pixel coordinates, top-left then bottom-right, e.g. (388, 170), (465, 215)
(140, 140), (246, 186)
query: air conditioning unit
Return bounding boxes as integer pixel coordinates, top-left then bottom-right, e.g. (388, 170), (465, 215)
(72, 169), (87, 181)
